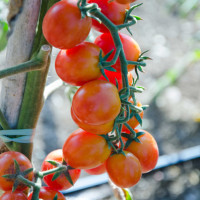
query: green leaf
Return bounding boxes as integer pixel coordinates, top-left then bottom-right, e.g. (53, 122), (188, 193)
(133, 15), (142, 20)
(123, 188), (134, 200)
(0, 20), (8, 51)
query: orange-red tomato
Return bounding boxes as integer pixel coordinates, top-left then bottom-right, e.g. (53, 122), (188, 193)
(95, 32), (141, 72)
(71, 107), (114, 135)
(63, 129), (111, 169)
(41, 149), (81, 191)
(124, 129), (159, 173)
(122, 100), (144, 131)
(88, 0), (130, 33)
(99, 71), (133, 91)
(106, 151), (142, 188)
(0, 151), (33, 191)
(42, 0), (92, 49)
(55, 42), (102, 86)
(115, 0), (136, 4)
(0, 191), (28, 200)
(72, 80), (121, 125)
(85, 162), (106, 175)
(28, 187), (65, 200)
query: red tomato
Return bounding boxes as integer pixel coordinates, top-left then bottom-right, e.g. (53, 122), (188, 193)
(41, 149), (81, 191)
(0, 191), (28, 200)
(99, 70), (133, 90)
(95, 32), (141, 72)
(88, 0), (130, 33)
(85, 162), (106, 175)
(0, 151), (33, 191)
(28, 187), (65, 200)
(55, 42), (102, 86)
(124, 129), (159, 173)
(71, 107), (114, 135)
(122, 100), (144, 131)
(63, 129), (111, 169)
(115, 0), (136, 4)
(72, 80), (121, 125)
(106, 151), (142, 188)
(42, 0), (92, 49)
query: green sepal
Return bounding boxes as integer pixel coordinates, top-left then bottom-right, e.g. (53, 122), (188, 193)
(22, 168), (33, 176)
(2, 174), (16, 179)
(13, 159), (20, 174)
(121, 132), (130, 139)
(103, 49), (114, 61)
(134, 137), (141, 143)
(139, 50), (150, 57)
(100, 69), (109, 81)
(104, 66), (116, 72)
(124, 139), (133, 149)
(53, 193), (58, 200)
(137, 66), (145, 72)
(139, 56), (152, 61)
(46, 160), (61, 167)
(133, 15), (142, 20)
(136, 131), (145, 137)
(135, 113), (142, 126)
(122, 188), (134, 200)
(115, 78), (119, 89)
(12, 180), (20, 192)
(142, 105), (149, 110)
(52, 171), (63, 181)
(64, 171), (74, 186)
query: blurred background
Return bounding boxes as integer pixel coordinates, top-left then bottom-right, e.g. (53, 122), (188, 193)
(0, 0), (200, 199)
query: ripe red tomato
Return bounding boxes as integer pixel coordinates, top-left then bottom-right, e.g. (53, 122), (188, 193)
(115, 0), (136, 4)
(106, 151), (142, 188)
(41, 149), (81, 191)
(0, 191), (28, 200)
(72, 80), (121, 125)
(55, 42), (102, 86)
(0, 151), (33, 191)
(28, 187), (65, 200)
(88, 0), (130, 33)
(42, 0), (92, 49)
(95, 32), (141, 72)
(85, 162), (106, 175)
(122, 100), (144, 131)
(124, 129), (159, 173)
(63, 129), (111, 169)
(71, 107), (114, 135)
(99, 71), (133, 91)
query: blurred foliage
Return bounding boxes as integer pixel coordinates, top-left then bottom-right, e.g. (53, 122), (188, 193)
(166, 0), (200, 18)
(0, 20), (8, 51)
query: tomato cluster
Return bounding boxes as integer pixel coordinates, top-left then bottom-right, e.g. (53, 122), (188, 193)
(0, 0), (159, 198)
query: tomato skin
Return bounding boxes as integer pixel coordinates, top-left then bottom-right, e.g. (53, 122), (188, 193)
(28, 187), (65, 200)
(99, 71), (133, 91)
(85, 162), (106, 175)
(106, 151), (142, 188)
(71, 107), (114, 135)
(95, 33), (141, 72)
(55, 42), (102, 86)
(115, 0), (136, 4)
(42, 0), (92, 49)
(88, 0), (130, 33)
(0, 191), (28, 200)
(122, 101), (144, 131)
(41, 149), (81, 191)
(0, 151), (33, 191)
(124, 129), (159, 173)
(63, 129), (111, 169)
(72, 80), (121, 125)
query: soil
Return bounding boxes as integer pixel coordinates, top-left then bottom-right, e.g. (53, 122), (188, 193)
(0, 0), (200, 199)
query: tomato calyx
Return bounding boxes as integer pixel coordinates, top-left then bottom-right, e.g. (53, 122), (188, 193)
(2, 159), (34, 192)
(44, 160), (74, 186)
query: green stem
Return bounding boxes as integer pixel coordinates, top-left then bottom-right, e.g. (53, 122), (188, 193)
(0, 109), (10, 130)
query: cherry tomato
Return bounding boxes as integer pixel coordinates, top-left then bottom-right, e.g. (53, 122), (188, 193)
(71, 107), (114, 135)
(85, 162), (106, 175)
(99, 70), (133, 91)
(55, 42), (102, 86)
(72, 80), (121, 125)
(41, 149), (81, 191)
(124, 129), (159, 173)
(28, 187), (65, 200)
(122, 100), (144, 131)
(115, 0), (136, 4)
(0, 151), (33, 191)
(0, 191), (28, 200)
(106, 151), (142, 188)
(42, 0), (92, 49)
(95, 32), (141, 72)
(63, 129), (111, 169)
(88, 0), (130, 33)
